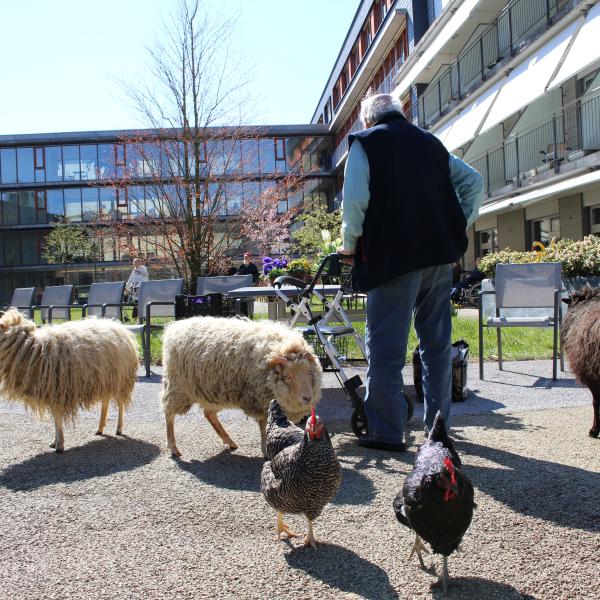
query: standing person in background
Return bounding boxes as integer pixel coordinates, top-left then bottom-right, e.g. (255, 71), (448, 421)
(125, 258), (149, 319)
(238, 252), (260, 284)
(339, 93), (483, 451)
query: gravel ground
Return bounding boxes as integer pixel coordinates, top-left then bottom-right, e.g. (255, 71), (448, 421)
(0, 360), (598, 600)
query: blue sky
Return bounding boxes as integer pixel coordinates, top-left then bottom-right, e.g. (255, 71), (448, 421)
(0, 0), (358, 135)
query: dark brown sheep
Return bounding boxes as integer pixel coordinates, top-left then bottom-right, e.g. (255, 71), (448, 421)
(561, 286), (600, 438)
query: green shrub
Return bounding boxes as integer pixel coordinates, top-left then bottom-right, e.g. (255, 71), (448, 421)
(479, 236), (600, 278)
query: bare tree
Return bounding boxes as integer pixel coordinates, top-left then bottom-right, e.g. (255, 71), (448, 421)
(104, 0), (277, 289)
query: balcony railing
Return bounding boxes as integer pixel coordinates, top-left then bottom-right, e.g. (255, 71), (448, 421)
(333, 115), (364, 167)
(418, 0), (580, 130)
(468, 92), (600, 199)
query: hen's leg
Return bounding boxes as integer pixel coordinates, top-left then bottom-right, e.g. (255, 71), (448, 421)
(441, 556), (449, 593)
(303, 519), (318, 549)
(408, 533), (429, 569)
(204, 410), (238, 449)
(276, 511), (298, 540)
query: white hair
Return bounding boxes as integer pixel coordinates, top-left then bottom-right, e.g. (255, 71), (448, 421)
(360, 94), (404, 127)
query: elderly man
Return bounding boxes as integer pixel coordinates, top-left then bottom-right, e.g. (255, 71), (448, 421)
(340, 94), (483, 451)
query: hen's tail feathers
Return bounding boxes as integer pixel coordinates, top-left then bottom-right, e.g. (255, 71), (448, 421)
(428, 411), (462, 468)
(267, 399), (290, 428)
(393, 493), (411, 529)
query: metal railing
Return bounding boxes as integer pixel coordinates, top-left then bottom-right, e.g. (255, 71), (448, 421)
(468, 92), (600, 198)
(418, 0), (580, 129)
(333, 115), (364, 167)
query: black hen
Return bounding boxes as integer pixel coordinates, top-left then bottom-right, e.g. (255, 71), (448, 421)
(261, 399), (341, 548)
(393, 411), (475, 591)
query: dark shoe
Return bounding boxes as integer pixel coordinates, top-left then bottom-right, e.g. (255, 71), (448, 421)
(357, 437), (406, 452)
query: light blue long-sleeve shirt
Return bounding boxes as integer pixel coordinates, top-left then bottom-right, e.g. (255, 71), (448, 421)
(341, 140), (484, 252)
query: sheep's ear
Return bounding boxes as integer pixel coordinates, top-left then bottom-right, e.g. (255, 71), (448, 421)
(268, 356), (289, 372)
(561, 297), (571, 305)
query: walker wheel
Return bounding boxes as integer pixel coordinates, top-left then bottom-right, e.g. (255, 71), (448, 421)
(351, 409), (369, 438)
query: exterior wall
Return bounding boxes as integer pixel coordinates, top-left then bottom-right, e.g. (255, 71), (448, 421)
(559, 193), (584, 240)
(465, 226), (476, 269)
(497, 208), (526, 251)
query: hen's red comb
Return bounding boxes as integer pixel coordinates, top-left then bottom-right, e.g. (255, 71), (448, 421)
(311, 406), (316, 425)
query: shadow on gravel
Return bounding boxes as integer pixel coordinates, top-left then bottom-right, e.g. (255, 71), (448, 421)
(430, 577), (536, 599)
(456, 440), (600, 533)
(285, 543), (399, 600)
(0, 436), (160, 491)
(177, 450), (376, 504)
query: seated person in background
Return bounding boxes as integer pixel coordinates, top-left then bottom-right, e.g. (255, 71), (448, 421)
(451, 257), (484, 301)
(238, 252), (259, 284)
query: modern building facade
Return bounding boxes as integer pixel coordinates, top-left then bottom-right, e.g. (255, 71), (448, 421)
(312, 0), (600, 269)
(2, 0), (600, 301)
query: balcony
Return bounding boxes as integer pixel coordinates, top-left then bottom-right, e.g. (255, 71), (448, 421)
(468, 92), (600, 200)
(418, 0), (583, 130)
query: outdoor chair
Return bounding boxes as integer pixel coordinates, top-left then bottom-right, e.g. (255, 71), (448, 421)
(196, 274), (253, 316)
(81, 281), (126, 319)
(1, 287), (36, 318)
(32, 285), (74, 323)
(478, 262), (564, 381)
(127, 278), (184, 377)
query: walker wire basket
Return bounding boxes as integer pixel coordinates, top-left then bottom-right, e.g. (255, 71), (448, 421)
(175, 294), (237, 320)
(303, 331), (351, 364)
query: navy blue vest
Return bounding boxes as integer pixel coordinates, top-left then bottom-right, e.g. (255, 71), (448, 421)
(349, 115), (468, 292)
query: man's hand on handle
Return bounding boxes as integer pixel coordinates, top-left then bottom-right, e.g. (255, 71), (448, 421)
(338, 248), (355, 266)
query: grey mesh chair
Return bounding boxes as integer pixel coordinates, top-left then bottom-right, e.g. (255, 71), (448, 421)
(127, 278), (184, 377)
(196, 274), (253, 317)
(479, 262), (563, 381)
(32, 285), (74, 323)
(2, 287), (36, 317)
(81, 281), (126, 319)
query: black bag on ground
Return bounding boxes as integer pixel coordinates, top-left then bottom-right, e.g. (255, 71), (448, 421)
(412, 340), (469, 403)
(175, 294), (238, 320)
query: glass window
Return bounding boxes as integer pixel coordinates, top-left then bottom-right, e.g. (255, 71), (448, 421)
(478, 228), (498, 255)
(34, 147), (45, 182)
(1, 148), (17, 183)
(128, 186), (145, 218)
(64, 188), (82, 221)
(63, 145), (81, 181)
(222, 139), (241, 174)
(18, 191), (35, 224)
(46, 190), (64, 222)
(141, 143), (161, 178)
(1, 192), (18, 225)
(35, 190), (47, 223)
(258, 138), (275, 173)
(20, 231), (38, 265)
(243, 181), (260, 208)
(98, 144), (114, 180)
(241, 139), (259, 175)
(99, 188), (117, 219)
(225, 183), (243, 215)
(17, 147), (34, 183)
(532, 216), (560, 247)
(80, 144), (98, 180)
(82, 188), (99, 221)
(45, 146), (63, 182)
(286, 137), (303, 172)
(4, 232), (20, 266)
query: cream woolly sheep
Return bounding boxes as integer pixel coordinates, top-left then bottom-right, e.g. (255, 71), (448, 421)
(160, 316), (322, 458)
(0, 308), (139, 452)
(561, 287), (600, 438)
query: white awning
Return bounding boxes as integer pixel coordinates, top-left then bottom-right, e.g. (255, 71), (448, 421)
(548, 3), (600, 90)
(479, 21), (578, 135)
(434, 81), (501, 152)
(479, 169), (600, 216)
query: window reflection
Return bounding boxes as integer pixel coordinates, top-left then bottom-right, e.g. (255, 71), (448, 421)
(80, 145), (98, 180)
(98, 144), (114, 180)
(17, 147), (34, 183)
(45, 146), (63, 182)
(63, 146), (81, 181)
(1, 191), (19, 225)
(64, 188), (82, 221)
(1, 149), (17, 183)
(99, 188), (117, 220)
(18, 191), (35, 224)
(47, 190), (64, 222)
(82, 188), (99, 222)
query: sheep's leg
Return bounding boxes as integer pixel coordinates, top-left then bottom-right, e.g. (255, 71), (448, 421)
(590, 385), (600, 438)
(165, 411), (181, 458)
(258, 417), (267, 458)
(50, 411), (65, 453)
(116, 400), (125, 436)
(96, 399), (110, 435)
(204, 410), (238, 450)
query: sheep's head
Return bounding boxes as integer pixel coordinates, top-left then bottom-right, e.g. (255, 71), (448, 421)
(562, 286), (600, 308)
(267, 343), (322, 421)
(0, 308), (35, 335)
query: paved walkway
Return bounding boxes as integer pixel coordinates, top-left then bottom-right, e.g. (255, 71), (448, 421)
(0, 360), (598, 599)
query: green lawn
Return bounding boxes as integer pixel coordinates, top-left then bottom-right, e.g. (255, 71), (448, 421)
(145, 315), (556, 365)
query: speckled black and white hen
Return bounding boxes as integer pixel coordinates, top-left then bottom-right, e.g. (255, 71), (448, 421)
(261, 399), (341, 548)
(393, 411), (475, 592)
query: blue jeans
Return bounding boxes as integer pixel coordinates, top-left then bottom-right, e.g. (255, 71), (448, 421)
(364, 264), (453, 443)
